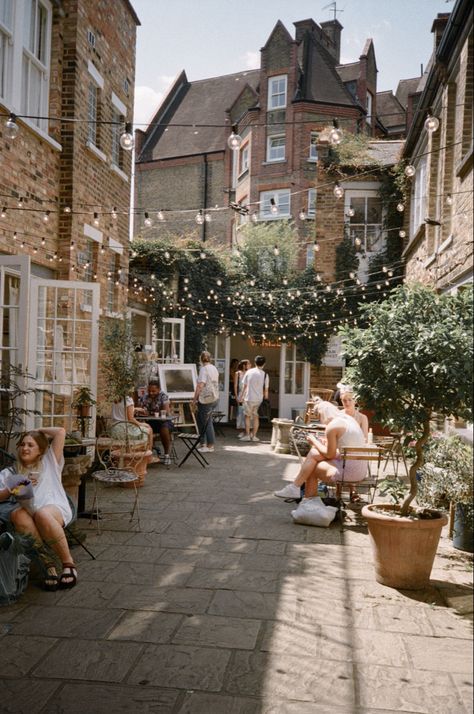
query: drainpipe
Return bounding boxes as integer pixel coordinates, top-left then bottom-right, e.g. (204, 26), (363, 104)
(202, 154), (208, 242)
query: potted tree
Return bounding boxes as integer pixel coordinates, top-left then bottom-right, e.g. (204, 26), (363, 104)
(102, 315), (151, 485)
(72, 386), (96, 418)
(341, 284), (473, 589)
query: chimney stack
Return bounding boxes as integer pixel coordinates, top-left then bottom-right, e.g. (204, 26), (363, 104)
(320, 19), (343, 63)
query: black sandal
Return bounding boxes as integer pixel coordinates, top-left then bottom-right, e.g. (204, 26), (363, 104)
(59, 562), (77, 589)
(43, 565), (59, 592)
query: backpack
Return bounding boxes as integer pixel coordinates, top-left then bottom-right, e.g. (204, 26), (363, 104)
(199, 366), (219, 404)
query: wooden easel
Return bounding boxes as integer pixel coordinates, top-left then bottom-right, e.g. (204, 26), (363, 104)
(170, 400), (198, 432)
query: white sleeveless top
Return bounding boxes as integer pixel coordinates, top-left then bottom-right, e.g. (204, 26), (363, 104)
(333, 415), (366, 448)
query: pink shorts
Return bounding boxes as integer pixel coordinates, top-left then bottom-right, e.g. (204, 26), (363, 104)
(327, 456), (368, 483)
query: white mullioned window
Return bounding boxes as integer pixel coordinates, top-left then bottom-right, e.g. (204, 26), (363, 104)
(346, 191), (383, 252)
(309, 132), (318, 161)
(307, 188), (316, 218)
(259, 189), (291, 219)
(267, 74), (287, 110)
(239, 143), (249, 175)
(267, 134), (285, 162)
(1, 0), (52, 135)
(410, 156), (427, 237)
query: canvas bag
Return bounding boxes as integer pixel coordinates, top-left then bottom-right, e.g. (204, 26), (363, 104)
(291, 496), (338, 527)
(199, 366), (219, 404)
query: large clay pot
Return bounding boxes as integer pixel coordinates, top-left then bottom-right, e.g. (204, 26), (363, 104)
(111, 449), (152, 488)
(362, 504), (448, 590)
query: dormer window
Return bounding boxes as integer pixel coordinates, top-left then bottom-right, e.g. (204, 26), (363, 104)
(268, 75), (287, 110)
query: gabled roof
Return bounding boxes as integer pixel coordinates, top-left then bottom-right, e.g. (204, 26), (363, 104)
(261, 19), (294, 49)
(376, 91), (405, 130)
(335, 62), (359, 83)
(300, 36), (359, 106)
(395, 77), (422, 108)
(141, 70), (260, 161)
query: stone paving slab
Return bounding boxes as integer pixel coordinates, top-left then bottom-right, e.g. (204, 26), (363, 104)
(0, 679), (60, 714)
(0, 431), (472, 713)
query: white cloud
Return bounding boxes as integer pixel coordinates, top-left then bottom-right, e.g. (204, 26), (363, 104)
(133, 85), (164, 128)
(241, 50), (260, 70)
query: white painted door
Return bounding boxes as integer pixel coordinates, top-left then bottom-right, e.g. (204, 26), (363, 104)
(209, 333), (230, 418)
(28, 279), (100, 433)
(278, 343), (309, 420)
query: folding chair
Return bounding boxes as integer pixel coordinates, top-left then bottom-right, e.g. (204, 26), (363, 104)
(176, 410), (214, 468)
(339, 445), (385, 504)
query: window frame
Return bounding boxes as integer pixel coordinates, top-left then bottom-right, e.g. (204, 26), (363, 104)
(309, 132), (318, 161)
(267, 74), (287, 111)
(344, 189), (384, 253)
(238, 142), (250, 176)
(307, 188), (316, 218)
(266, 133), (286, 163)
(259, 189), (291, 220)
(409, 155), (427, 237)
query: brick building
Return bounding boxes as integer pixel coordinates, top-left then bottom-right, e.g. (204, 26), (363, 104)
(401, 0), (473, 293)
(134, 16), (405, 419)
(0, 0), (139, 431)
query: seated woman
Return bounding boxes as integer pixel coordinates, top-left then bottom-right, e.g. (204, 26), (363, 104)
(136, 381), (173, 466)
(339, 384), (369, 502)
(0, 426), (77, 591)
(110, 393), (153, 452)
(274, 400), (368, 501)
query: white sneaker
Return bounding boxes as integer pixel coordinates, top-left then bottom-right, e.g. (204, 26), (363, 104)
(240, 435), (252, 442)
(274, 483), (301, 499)
(251, 435), (260, 442)
(237, 433), (245, 439)
(198, 446), (214, 453)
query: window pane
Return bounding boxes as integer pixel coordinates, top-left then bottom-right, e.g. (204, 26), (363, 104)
(0, 0), (13, 27)
(350, 198), (365, 223)
(367, 197), (382, 223)
(88, 84), (97, 144)
(37, 1), (47, 63)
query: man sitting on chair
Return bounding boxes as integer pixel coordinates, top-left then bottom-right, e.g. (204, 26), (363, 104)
(136, 381), (173, 466)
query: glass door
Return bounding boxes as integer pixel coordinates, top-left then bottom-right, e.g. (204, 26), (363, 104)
(28, 279), (100, 433)
(278, 343), (309, 419)
(208, 333), (230, 418)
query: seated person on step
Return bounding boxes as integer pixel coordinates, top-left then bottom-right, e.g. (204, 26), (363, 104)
(136, 380), (173, 465)
(274, 399), (368, 502)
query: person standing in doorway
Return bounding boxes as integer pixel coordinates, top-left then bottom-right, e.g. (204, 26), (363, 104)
(240, 355), (269, 442)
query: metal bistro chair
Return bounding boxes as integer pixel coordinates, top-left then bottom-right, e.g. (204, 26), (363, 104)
(176, 410), (215, 468)
(336, 444), (385, 532)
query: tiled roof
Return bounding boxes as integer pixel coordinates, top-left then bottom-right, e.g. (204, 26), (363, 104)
(148, 70), (260, 160)
(366, 140), (404, 166)
(395, 77), (422, 108)
(335, 62), (359, 83)
(376, 91), (405, 129)
(302, 41), (358, 106)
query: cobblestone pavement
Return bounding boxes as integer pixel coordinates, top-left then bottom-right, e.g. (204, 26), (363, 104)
(1, 429), (472, 713)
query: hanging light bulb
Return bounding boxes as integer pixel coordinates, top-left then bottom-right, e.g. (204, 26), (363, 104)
(18, 197), (24, 209)
(346, 206), (355, 217)
(404, 164), (416, 177)
(313, 240), (320, 252)
(334, 183), (344, 199)
(399, 229), (406, 238)
(349, 271), (355, 279)
(299, 209), (307, 221)
(396, 202), (405, 212)
(1, 207), (7, 218)
(42, 210), (50, 223)
(144, 212), (153, 227)
(446, 194), (453, 206)
(424, 115), (439, 133)
(119, 121), (134, 150)
(251, 212), (258, 223)
(204, 212), (212, 223)
(273, 245), (280, 256)
(354, 237), (362, 248)
(200, 251), (206, 259)
(195, 210), (204, 225)
(227, 125), (242, 151)
(164, 251), (170, 260)
(157, 210), (164, 221)
(63, 205), (72, 214)
(93, 212), (100, 227)
(5, 113), (19, 140)
(270, 198), (279, 215)
(329, 119), (343, 145)
(13, 232), (17, 240)
(111, 207), (118, 220)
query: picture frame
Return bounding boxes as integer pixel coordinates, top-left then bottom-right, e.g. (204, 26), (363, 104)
(157, 363), (198, 400)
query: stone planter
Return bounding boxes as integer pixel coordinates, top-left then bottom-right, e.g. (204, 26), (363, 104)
(272, 419), (294, 454)
(62, 454), (92, 510)
(362, 504), (448, 590)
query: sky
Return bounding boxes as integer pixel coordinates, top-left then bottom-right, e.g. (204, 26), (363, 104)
(131, 0), (453, 128)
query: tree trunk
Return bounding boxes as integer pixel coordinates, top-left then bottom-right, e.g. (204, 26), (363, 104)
(400, 417), (431, 517)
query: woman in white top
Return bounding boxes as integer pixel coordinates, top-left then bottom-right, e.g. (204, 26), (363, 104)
(110, 394), (153, 450)
(0, 427), (77, 591)
(234, 359), (250, 437)
(275, 400), (367, 501)
(339, 384), (369, 501)
(193, 351), (219, 453)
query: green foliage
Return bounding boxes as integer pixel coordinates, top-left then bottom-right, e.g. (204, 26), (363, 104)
(325, 132), (378, 173)
(71, 386), (96, 407)
(418, 435), (473, 511)
(237, 221), (299, 281)
(0, 365), (42, 450)
(335, 234), (359, 282)
(341, 284), (473, 513)
(378, 477), (407, 504)
(102, 316), (140, 402)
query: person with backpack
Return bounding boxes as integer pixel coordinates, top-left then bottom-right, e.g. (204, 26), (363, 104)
(193, 351), (220, 453)
(240, 355), (269, 442)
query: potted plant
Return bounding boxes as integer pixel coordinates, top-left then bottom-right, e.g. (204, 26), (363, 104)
(102, 315), (151, 484)
(417, 434), (473, 553)
(71, 386), (96, 417)
(341, 284), (473, 589)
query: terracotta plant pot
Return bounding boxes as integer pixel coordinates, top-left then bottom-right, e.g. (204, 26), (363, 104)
(111, 449), (152, 488)
(362, 504), (448, 590)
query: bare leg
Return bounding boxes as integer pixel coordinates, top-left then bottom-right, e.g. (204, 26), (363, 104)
(12, 505), (74, 566)
(244, 413), (251, 436)
(159, 426), (171, 455)
(253, 414), (260, 439)
(302, 461), (339, 498)
(294, 449), (325, 488)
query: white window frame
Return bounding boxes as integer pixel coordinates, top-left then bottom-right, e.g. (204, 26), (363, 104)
(344, 188), (384, 253)
(410, 155), (427, 237)
(309, 132), (318, 161)
(0, 0), (14, 104)
(307, 188), (316, 218)
(366, 90), (373, 126)
(259, 189), (291, 220)
(266, 134), (286, 162)
(1, 0), (52, 135)
(305, 243), (315, 267)
(238, 142), (249, 176)
(267, 74), (287, 110)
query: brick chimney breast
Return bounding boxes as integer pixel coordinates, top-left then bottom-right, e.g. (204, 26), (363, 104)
(320, 19), (343, 63)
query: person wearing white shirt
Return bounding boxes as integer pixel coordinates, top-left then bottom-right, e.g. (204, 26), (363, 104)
(240, 355), (269, 442)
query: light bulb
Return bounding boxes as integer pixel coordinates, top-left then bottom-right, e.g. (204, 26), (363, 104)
(43, 211), (50, 223)
(334, 183), (344, 199)
(93, 212), (100, 227)
(144, 212), (153, 227)
(270, 199), (279, 215)
(157, 210), (164, 221)
(404, 164), (416, 177)
(354, 237), (362, 248)
(63, 205), (71, 214)
(195, 211), (204, 225)
(200, 251), (206, 259)
(424, 115), (439, 133)
(329, 126), (343, 145)
(5, 114), (18, 140)
(164, 251), (170, 260)
(313, 241), (320, 252)
(446, 194), (453, 206)
(111, 207), (118, 219)
(1, 207), (6, 218)
(119, 122), (134, 151)
(349, 271), (355, 279)
(273, 245), (280, 256)
(18, 198), (24, 208)
(396, 202), (405, 212)
(204, 213), (212, 223)
(346, 206), (355, 217)
(227, 129), (242, 151)
(299, 209), (306, 221)
(399, 229), (406, 238)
